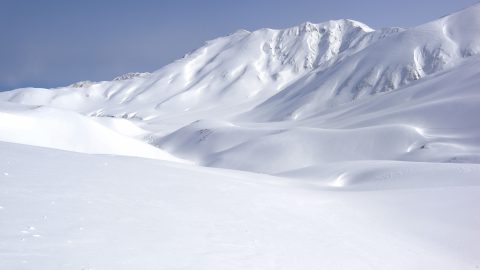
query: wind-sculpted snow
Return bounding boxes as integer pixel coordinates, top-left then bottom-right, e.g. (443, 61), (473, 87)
(156, 121), (426, 173)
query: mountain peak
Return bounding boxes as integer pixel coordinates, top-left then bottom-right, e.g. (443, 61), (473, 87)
(296, 19), (374, 33)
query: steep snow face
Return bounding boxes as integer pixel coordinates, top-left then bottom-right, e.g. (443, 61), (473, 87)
(245, 4), (480, 121)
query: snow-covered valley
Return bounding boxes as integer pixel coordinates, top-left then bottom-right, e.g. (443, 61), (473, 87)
(1, 3), (480, 269)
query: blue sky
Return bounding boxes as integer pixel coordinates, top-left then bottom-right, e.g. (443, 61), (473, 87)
(1, 0), (477, 90)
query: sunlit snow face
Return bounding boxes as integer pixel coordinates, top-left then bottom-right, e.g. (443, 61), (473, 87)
(331, 172), (349, 187)
(413, 127), (425, 136)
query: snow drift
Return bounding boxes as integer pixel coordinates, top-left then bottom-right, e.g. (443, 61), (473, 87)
(0, 103), (183, 161)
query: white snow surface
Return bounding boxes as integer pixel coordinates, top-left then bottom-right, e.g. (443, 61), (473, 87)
(1, 142), (479, 270)
(1, 4), (480, 269)
(0, 103), (184, 162)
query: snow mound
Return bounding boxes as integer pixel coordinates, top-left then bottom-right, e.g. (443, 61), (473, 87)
(0, 103), (184, 161)
(279, 160), (480, 189)
(157, 121), (426, 174)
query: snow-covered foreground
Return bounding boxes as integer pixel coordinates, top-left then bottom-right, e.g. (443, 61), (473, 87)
(1, 142), (479, 270)
(1, 3), (480, 269)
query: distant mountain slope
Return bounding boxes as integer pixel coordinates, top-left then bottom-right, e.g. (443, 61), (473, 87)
(245, 3), (480, 121)
(0, 19), (387, 117)
(155, 56), (480, 173)
(1, 5), (479, 124)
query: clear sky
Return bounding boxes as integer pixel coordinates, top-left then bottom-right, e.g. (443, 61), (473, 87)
(1, 0), (478, 91)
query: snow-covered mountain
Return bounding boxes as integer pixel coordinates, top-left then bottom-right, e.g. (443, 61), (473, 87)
(1, 2), (480, 178)
(2, 5), (479, 121)
(1, 4), (480, 270)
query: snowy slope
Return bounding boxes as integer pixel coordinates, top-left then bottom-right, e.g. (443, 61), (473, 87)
(0, 103), (183, 161)
(1, 4), (480, 269)
(1, 142), (479, 270)
(154, 55), (480, 173)
(246, 4), (480, 121)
